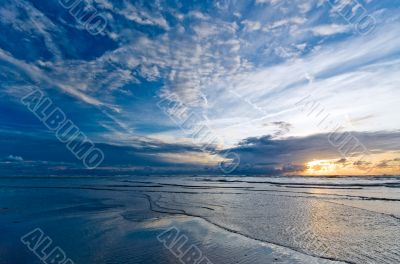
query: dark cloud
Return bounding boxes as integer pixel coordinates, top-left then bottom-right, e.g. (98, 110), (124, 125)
(262, 121), (293, 137)
(227, 131), (400, 175)
(271, 121), (293, 137)
(376, 159), (400, 169)
(0, 130), (216, 176)
(0, 130), (205, 164)
(1, 130), (399, 176)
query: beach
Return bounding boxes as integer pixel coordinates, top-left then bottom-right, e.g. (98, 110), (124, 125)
(0, 176), (399, 264)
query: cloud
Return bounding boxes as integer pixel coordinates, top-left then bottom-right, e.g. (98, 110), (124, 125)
(188, 11), (210, 20)
(311, 24), (351, 36)
(0, 130), (219, 174)
(255, 0), (281, 5)
(263, 16), (307, 31)
(199, 19), (400, 146)
(226, 131), (400, 174)
(3, 155), (24, 162)
(117, 1), (169, 30)
(241, 20), (262, 31)
(376, 158), (400, 169)
(0, 47), (106, 109)
(0, 0), (399, 176)
(0, 123), (399, 176)
(0, 0), (63, 60)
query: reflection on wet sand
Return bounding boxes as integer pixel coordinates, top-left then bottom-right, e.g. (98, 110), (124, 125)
(0, 176), (399, 264)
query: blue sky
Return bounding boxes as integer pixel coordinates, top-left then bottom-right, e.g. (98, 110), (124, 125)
(0, 0), (399, 176)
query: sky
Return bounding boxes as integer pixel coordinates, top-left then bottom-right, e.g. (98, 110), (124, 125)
(0, 0), (399, 176)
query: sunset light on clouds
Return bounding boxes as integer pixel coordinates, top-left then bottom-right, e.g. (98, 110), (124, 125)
(0, 0), (399, 176)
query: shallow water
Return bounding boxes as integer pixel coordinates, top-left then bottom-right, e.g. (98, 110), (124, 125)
(0, 176), (399, 264)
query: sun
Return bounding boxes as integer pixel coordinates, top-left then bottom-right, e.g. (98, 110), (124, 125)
(306, 159), (338, 175)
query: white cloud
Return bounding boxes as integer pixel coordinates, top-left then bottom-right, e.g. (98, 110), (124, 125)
(198, 22), (400, 145)
(188, 11), (209, 20)
(0, 48), (107, 108)
(5, 155), (24, 162)
(118, 1), (169, 30)
(311, 24), (351, 36)
(263, 16), (306, 31)
(0, 0), (62, 60)
(1, 0), (398, 151)
(256, 0), (281, 5)
(192, 23), (220, 38)
(241, 20), (262, 31)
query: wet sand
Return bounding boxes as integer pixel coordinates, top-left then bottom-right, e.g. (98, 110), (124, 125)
(0, 176), (399, 263)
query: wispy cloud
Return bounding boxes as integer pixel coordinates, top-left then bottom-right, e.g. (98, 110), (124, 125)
(0, 0), (399, 175)
(311, 24), (351, 36)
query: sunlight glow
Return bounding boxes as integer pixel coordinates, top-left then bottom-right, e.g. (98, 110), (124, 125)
(306, 160), (338, 175)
